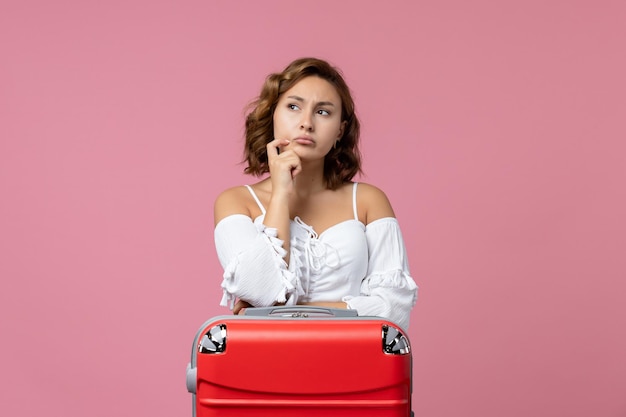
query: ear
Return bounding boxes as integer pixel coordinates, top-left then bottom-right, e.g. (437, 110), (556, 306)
(337, 120), (347, 140)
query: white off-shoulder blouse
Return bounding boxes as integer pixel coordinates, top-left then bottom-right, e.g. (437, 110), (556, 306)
(214, 183), (418, 329)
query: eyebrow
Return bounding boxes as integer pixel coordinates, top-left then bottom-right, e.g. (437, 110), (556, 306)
(287, 95), (336, 107)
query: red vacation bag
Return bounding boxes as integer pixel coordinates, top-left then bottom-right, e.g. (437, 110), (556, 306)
(186, 306), (413, 417)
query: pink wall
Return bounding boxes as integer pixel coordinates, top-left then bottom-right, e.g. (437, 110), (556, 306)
(1, 1), (625, 416)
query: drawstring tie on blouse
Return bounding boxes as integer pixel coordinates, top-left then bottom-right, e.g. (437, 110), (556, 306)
(292, 217), (340, 285)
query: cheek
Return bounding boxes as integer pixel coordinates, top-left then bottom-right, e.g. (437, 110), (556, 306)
(272, 112), (284, 136)
(326, 121), (343, 139)
(273, 109), (290, 129)
(273, 113), (285, 136)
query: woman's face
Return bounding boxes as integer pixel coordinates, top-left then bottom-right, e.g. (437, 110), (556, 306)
(272, 76), (345, 161)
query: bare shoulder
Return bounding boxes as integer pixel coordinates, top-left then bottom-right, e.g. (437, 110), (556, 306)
(356, 182), (396, 224)
(213, 185), (253, 226)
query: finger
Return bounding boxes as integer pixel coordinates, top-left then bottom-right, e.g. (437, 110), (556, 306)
(267, 138), (290, 157)
(232, 300), (244, 314)
(274, 151), (301, 177)
(291, 164), (303, 179)
(266, 139), (279, 158)
(233, 299), (252, 315)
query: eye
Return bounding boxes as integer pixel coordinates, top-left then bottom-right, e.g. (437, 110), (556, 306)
(288, 103), (300, 111)
(317, 109), (331, 116)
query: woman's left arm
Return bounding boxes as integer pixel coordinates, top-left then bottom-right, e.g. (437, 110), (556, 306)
(342, 184), (418, 330)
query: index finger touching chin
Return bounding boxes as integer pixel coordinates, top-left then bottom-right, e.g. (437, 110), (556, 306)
(267, 138), (290, 155)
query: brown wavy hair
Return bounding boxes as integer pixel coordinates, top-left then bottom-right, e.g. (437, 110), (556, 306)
(243, 57), (361, 189)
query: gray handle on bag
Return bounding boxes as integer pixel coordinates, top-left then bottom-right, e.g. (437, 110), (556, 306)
(244, 306), (358, 318)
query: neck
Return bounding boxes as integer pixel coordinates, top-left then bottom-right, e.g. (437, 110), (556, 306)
(293, 161), (326, 196)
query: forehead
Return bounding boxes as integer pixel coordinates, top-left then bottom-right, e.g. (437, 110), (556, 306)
(281, 76), (341, 104)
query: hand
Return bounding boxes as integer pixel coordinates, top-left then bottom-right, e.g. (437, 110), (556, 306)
(266, 138), (301, 195)
(233, 299), (252, 315)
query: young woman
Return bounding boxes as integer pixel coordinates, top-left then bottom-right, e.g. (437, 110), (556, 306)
(213, 58), (417, 329)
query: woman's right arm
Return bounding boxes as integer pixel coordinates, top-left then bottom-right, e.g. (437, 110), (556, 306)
(214, 187), (301, 310)
(213, 186), (251, 225)
(261, 138), (300, 265)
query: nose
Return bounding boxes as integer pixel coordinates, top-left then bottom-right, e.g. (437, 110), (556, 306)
(300, 113), (313, 131)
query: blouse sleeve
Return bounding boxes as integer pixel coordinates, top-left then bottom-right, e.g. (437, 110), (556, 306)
(214, 214), (301, 309)
(342, 218), (418, 330)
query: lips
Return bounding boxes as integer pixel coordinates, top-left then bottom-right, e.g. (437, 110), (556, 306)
(293, 136), (315, 145)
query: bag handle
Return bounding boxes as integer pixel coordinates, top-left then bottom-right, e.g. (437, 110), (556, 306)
(244, 306), (358, 318)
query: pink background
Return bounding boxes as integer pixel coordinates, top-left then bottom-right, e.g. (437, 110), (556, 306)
(1, 1), (625, 416)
